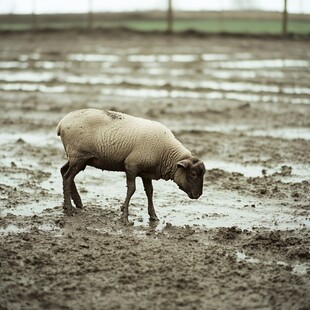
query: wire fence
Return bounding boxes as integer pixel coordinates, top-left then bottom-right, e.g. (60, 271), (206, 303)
(0, 0), (309, 35)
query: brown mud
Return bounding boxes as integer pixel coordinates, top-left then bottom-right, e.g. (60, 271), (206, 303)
(0, 31), (310, 309)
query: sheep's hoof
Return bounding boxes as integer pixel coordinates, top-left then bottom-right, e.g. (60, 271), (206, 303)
(122, 217), (134, 226)
(63, 205), (75, 216)
(149, 216), (159, 222)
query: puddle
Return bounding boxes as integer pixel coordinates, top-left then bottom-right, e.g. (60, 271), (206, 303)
(201, 54), (229, 61)
(207, 69), (285, 79)
(0, 61), (28, 69)
(224, 93), (310, 105)
(68, 54), (120, 62)
(34, 61), (67, 69)
(170, 55), (198, 62)
(0, 71), (55, 82)
(175, 79), (310, 96)
(102, 87), (170, 98)
(0, 156), (40, 169)
(38, 222), (61, 232)
(0, 83), (66, 93)
(85, 226), (123, 236)
(236, 251), (260, 263)
(127, 53), (239, 63)
(0, 223), (61, 235)
(0, 131), (59, 147)
(206, 159), (310, 183)
(169, 122), (250, 134)
(63, 75), (124, 85)
(169, 121), (310, 141)
(103, 67), (132, 74)
(0, 224), (27, 235)
(59, 72), (310, 96)
(75, 169), (219, 229)
(1, 202), (59, 217)
(1, 67), (309, 100)
(283, 86), (310, 95)
(249, 128), (310, 140)
(0, 59), (72, 70)
(100, 87), (211, 99)
(63, 74), (165, 88)
(100, 87), (310, 104)
(19, 53), (40, 61)
(2, 73), (309, 98)
(0, 171), (30, 188)
(128, 53), (251, 63)
(1, 161), (308, 230)
(128, 54), (198, 63)
(206, 160), (265, 178)
(210, 59), (310, 69)
(292, 263), (309, 276)
(144, 68), (191, 76)
(55, 167), (309, 231)
(131, 187), (309, 231)
(175, 80), (281, 93)
(73, 169), (307, 230)
(236, 253), (310, 276)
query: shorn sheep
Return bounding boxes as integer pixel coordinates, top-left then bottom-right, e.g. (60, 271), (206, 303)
(57, 109), (206, 223)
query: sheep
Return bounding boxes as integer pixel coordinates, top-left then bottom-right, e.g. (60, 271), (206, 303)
(57, 109), (206, 223)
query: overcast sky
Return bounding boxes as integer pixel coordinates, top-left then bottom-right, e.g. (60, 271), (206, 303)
(1, 0), (309, 14)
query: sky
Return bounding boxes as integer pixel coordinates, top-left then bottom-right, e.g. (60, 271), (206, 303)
(0, 0), (309, 14)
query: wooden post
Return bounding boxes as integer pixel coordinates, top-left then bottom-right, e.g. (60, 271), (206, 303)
(32, 0), (37, 30)
(167, 0), (173, 34)
(88, 0), (93, 29)
(282, 0), (288, 36)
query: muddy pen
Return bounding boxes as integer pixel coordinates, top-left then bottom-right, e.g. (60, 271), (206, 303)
(1, 1), (310, 309)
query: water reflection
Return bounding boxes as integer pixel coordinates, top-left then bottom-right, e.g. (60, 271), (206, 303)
(0, 83), (66, 93)
(68, 53), (120, 62)
(210, 59), (310, 69)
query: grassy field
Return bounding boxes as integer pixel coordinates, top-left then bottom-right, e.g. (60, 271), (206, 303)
(124, 19), (310, 34)
(0, 11), (309, 34)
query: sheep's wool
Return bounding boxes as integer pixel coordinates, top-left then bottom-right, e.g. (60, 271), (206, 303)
(57, 109), (191, 180)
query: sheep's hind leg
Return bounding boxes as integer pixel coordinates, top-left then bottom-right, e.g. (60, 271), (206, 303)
(61, 162), (72, 215)
(142, 178), (159, 221)
(61, 160), (84, 215)
(61, 161), (83, 209)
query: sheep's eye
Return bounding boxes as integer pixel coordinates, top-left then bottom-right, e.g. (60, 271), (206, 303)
(189, 171), (197, 179)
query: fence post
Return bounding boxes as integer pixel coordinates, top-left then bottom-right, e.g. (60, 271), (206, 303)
(88, 0), (93, 29)
(32, 0), (37, 30)
(282, 0), (288, 35)
(167, 0), (173, 34)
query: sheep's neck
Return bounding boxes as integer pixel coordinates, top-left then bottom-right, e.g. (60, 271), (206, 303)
(160, 146), (190, 181)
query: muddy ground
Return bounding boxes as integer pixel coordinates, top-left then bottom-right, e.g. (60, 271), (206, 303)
(0, 30), (310, 309)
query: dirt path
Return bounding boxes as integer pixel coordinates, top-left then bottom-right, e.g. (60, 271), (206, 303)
(0, 31), (310, 309)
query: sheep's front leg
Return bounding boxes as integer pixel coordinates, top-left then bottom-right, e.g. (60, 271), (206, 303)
(142, 178), (159, 221)
(121, 173), (136, 224)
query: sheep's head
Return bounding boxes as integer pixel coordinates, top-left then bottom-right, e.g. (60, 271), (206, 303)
(173, 157), (206, 199)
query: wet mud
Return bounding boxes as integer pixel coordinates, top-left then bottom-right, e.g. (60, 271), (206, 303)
(0, 31), (310, 309)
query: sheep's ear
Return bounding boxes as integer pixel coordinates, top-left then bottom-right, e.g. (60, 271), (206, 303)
(177, 159), (190, 169)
